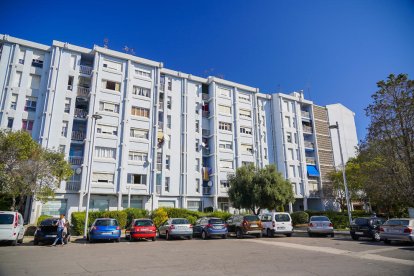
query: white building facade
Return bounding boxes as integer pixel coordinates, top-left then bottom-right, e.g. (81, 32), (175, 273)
(0, 35), (357, 223)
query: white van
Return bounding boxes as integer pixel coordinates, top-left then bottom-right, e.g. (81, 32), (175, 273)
(261, 212), (293, 237)
(0, 211), (25, 245)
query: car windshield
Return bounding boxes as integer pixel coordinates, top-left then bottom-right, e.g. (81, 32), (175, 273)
(95, 220), (118, 226)
(135, 220), (153, 226)
(245, 215), (260, 222)
(354, 218), (370, 225)
(311, 216), (330, 222)
(0, 214), (14, 225)
(275, 214), (290, 222)
(385, 219), (410, 226)
(40, 219), (57, 226)
(172, 219), (189, 224)
(209, 219), (224, 224)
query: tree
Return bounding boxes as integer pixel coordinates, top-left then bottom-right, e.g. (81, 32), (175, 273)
(0, 130), (72, 211)
(354, 73), (414, 215)
(228, 164), (295, 215)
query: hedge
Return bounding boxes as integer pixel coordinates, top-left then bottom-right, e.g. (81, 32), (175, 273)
(305, 210), (371, 229)
(291, 211), (309, 225)
(123, 208), (149, 227)
(71, 210), (128, 235)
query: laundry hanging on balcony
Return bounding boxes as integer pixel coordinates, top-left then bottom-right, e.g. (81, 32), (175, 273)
(202, 167), (212, 181)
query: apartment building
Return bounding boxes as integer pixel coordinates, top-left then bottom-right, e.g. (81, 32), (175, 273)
(0, 35), (357, 222)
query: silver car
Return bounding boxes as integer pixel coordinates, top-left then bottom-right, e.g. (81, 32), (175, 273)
(380, 218), (414, 244)
(158, 218), (193, 240)
(307, 216), (334, 237)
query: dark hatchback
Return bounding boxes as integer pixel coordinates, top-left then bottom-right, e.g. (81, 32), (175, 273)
(34, 218), (70, 245)
(350, 217), (386, 242)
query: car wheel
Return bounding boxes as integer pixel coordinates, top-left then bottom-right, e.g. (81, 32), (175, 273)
(33, 239), (39, 245)
(222, 234), (227, 239)
(236, 228), (243, 239)
(188, 235), (193, 240)
(372, 232), (380, 242)
(11, 236), (18, 246)
(86, 235), (90, 242)
(351, 235), (359, 241)
(152, 237), (156, 242)
(201, 231), (207, 240)
(267, 229), (274, 238)
(383, 239), (391, 245)
(257, 232), (263, 238)
(330, 233), (335, 238)
(166, 231), (171, 240)
(89, 238), (94, 243)
(285, 233), (292, 237)
(116, 237), (121, 243)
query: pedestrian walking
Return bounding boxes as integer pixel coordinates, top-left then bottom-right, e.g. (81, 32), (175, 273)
(52, 214), (66, 246)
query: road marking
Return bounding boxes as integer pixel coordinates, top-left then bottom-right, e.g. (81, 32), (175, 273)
(245, 239), (414, 266)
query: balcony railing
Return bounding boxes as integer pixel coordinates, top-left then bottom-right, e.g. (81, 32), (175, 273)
(74, 108), (88, 119)
(202, 93), (210, 101)
(202, 129), (210, 136)
(156, 163), (162, 171)
(203, 187), (212, 195)
(301, 110), (310, 118)
(69, 156), (83, 165)
(202, 148), (211, 155)
(77, 86), (90, 97)
(32, 59), (43, 68)
(160, 83), (165, 92)
(71, 131), (85, 141)
(66, 181), (81, 191)
(158, 101), (164, 110)
(309, 190), (320, 197)
(158, 121), (164, 130)
(304, 141), (314, 149)
(202, 111), (210, 117)
(79, 65), (93, 75)
(156, 185), (161, 194)
(306, 157), (316, 164)
(302, 125), (313, 133)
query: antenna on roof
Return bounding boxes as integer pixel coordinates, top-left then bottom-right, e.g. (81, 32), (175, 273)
(103, 38), (109, 49)
(305, 81), (312, 101)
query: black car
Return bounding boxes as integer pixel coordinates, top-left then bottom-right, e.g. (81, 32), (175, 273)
(350, 217), (385, 242)
(34, 218), (70, 245)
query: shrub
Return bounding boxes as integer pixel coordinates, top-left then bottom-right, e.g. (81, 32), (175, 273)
(151, 208), (169, 228)
(186, 215), (197, 225)
(71, 212), (86, 236)
(163, 207), (201, 220)
(291, 211), (309, 225)
(123, 208), (149, 226)
(204, 207), (214, 212)
(37, 215), (53, 226)
(71, 210), (127, 235)
(206, 211), (232, 221)
(100, 211), (127, 229)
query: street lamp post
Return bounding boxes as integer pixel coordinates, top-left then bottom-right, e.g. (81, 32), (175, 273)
(83, 113), (102, 239)
(329, 121), (352, 226)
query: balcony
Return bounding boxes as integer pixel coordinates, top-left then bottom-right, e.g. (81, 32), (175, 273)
(158, 101), (164, 110)
(160, 83), (165, 92)
(202, 111), (210, 118)
(69, 156), (83, 165)
(304, 141), (314, 149)
(202, 129), (210, 136)
(306, 157), (316, 164)
(202, 148), (211, 156)
(203, 187), (212, 195)
(156, 163), (162, 171)
(308, 190), (320, 198)
(77, 86), (90, 98)
(302, 125), (313, 133)
(156, 185), (161, 194)
(71, 131), (85, 141)
(74, 108), (88, 119)
(79, 65), (93, 76)
(158, 121), (164, 130)
(301, 110), (310, 118)
(31, 59), (43, 68)
(202, 93), (210, 101)
(66, 181), (81, 191)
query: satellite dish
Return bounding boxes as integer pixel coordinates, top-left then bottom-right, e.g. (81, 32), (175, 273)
(75, 168), (82, 175)
(207, 181), (213, 187)
(164, 134), (170, 141)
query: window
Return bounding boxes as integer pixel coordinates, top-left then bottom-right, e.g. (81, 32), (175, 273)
(97, 124), (118, 136)
(18, 49), (25, 64)
(195, 158), (200, 171)
(31, 52), (44, 68)
(239, 93), (250, 102)
(165, 177), (170, 192)
(286, 132), (292, 143)
(218, 105), (232, 115)
(167, 115), (171, 128)
(131, 106), (150, 118)
(135, 68), (151, 78)
(196, 179), (200, 193)
(64, 98), (71, 113)
(240, 126), (252, 135)
(128, 151), (147, 162)
(241, 144), (253, 154)
(95, 146), (116, 159)
(242, 161), (254, 166)
(221, 160), (234, 169)
(166, 155), (170, 169)
(219, 122), (232, 132)
(92, 173), (114, 184)
(167, 96), (172, 109)
(285, 116), (291, 127)
(167, 78), (172, 91)
(284, 100), (290, 112)
(132, 86), (150, 98)
(59, 145), (66, 154)
(130, 128), (148, 139)
(70, 55), (76, 70)
(14, 72), (22, 87)
(168, 139), (171, 149)
(219, 141), (232, 150)
(67, 76), (74, 91)
(29, 74), (40, 89)
(294, 133), (298, 144)
(102, 80), (120, 91)
(239, 109), (251, 119)
(127, 173), (147, 185)
(10, 94), (18, 110)
(195, 139), (200, 151)
(122, 196), (143, 209)
(22, 119), (34, 132)
(187, 201), (201, 211)
(220, 180), (230, 189)
(24, 96), (37, 112)
(61, 121), (68, 137)
(7, 118), (13, 129)
(264, 148), (268, 159)
(195, 104), (199, 115)
(289, 165), (296, 178)
(218, 87), (231, 98)
(103, 59), (122, 71)
(195, 120), (200, 132)
(289, 148), (294, 160)
(99, 101), (119, 113)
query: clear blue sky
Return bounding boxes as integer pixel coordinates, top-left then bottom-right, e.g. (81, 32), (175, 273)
(1, 0), (413, 140)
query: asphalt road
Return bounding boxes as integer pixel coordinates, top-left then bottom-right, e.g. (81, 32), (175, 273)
(0, 235), (413, 276)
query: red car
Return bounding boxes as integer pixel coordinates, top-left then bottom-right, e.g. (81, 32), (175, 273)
(125, 219), (157, 241)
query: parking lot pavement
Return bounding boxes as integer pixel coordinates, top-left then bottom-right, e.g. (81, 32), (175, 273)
(0, 236), (413, 276)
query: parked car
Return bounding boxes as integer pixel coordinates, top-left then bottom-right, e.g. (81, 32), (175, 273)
(0, 211), (25, 245)
(193, 217), (228, 239)
(350, 217), (386, 241)
(307, 216), (334, 237)
(261, 212), (293, 237)
(380, 218), (414, 245)
(227, 215), (263, 238)
(125, 219), (156, 241)
(34, 217), (70, 245)
(158, 218), (193, 240)
(87, 218), (121, 243)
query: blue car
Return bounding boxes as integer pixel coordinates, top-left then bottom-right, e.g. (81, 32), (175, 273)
(87, 218), (121, 243)
(193, 217), (228, 239)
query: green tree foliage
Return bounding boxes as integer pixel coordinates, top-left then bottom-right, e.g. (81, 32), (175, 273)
(361, 73), (414, 214)
(228, 164), (295, 215)
(0, 130), (72, 211)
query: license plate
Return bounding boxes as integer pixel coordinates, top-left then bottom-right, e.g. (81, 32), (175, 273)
(355, 231), (363, 235)
(45, 235), (56, 238)
(101, 232), (112, 235)
(277, 227), (285, 230)
(250, 224), (258, 227)
(389, 229), (401, 233)
(213, 226), (222, 229)
(140, 228), (149, 231)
